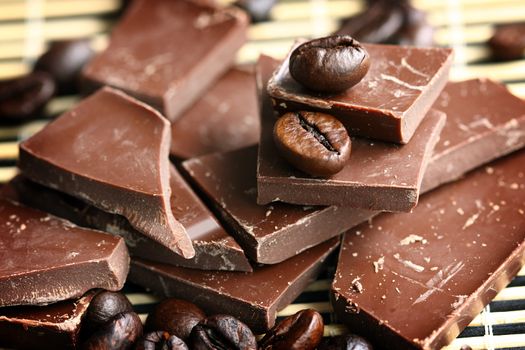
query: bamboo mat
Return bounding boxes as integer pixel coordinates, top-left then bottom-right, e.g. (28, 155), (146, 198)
(1, 0), (525, 349)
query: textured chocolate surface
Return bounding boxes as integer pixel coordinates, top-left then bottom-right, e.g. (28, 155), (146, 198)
(82, 0), (248, 121)
(18, 87), (194, 258)
(129, 238), (339, 333)
(0, 291), (95, 350)
(3, 168), (251, 272)
(0, 199), (129, 307)
(257, 56), (446, 211)
(423, 78), (525, 192)
(332, 150), (525, 350)
(170, 67), (259, 159)
(267, 43), (452, 143)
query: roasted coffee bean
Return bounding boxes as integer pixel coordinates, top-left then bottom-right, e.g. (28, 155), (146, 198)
(234, 0), (276, 22)
(82, 312), (143, 350)
(189, 314), (257, 350)
(488, 23), (525, 61)
(135, 331), (189, 350)
(0, 72), (55, 120)
(460, 346), (473, 350)
(34, 39), (94, 94)
(84, 291), (134, 333)
(273, 111), (351, 177)
(145, 298), (205, 340)
(259, 309), (323, 350)
(289, 35), (370, 93)
(317, 334), (373, 350)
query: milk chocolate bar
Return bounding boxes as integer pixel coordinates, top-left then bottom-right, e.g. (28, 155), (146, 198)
(82, 0), (248, 121)
(18, 87), (194, 258)
(0, 291), (96, 350)
(170, 67), (259, 159)
(0, 198), (129, 307)
(267, 44), (453, 144)
(331, 150), (525, 350)
(257, 55), (446, 211)
(129, 237), (339, 333)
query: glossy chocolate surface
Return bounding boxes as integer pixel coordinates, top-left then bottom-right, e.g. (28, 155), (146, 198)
(18, 87), (194, 258)
(0, 291), (96, 350)
(82, 0), (248, 121)
(129, 238), (339, 333)
(0, 198), (128, 307)
(257, 56), (446, 211)
(423, 78), (525, 191)
(332, 150), (525, 350)
(170, 67), (259, 159)
(267, 44), (452, 143)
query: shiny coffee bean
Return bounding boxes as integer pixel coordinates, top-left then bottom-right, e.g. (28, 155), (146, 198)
(488, 23), (525, 61)
(234, 0), (276, 22)
(259, 309), (324, 350)
(85, 291), (134, 333)
(34, 39), (94, 94)
(145, 298), (205, 340)
(289, 35), (370, 93)
(189, 314), (257, 350)
(135, 331), (189, 350)
(0, 72), (55, 120)
(82, 312), (143, 350)
(317, 334), (373, 350)
(273, 111), (351, 177)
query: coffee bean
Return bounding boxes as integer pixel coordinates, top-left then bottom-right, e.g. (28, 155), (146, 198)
(189, 314), (257, 350)
(317, 334), (373, 350)
(259, 309), (324, 350)
(81, 312), (143, 350)
(289, 35), (370, 93)
(145, 298), (205, 340)
(488, 23), (525, 61)
(84, 291), (134, 333)
(234, 0), (276, 23)
(273, 111), (351, 177)
(34, 39), (94, 94)
(0, 72), (55, 120)
(135, 331), (189, 350)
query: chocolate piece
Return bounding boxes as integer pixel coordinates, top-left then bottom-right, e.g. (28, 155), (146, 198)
(331, 150), (525, 350)
(170, 68), (259, 159)
(129, 238), (339, 333)
(259, 56), (446, 210)
(3, 169), (252, 272)
(18, 87), (194, 258)
(488, 22), (525, 61)
(0, 291), (96, 350)
(0, 198), (129, 307)
(82, 0), (248, 121)
(423, 78), (525, 192)
(267, 44), (452, 144)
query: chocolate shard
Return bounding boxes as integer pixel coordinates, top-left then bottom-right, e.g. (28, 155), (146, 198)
(18, 87), (195, 258)
(257, 55), (446, 211)
(0, 291), (96, 350)
(331, 150), (525, 350)
(267, 43), (453, 144)
(82, 0), (249, 121)
(4, 169), (251, 272)
(129, 237), (340, 333)
(170, 67), (259, 159)
(0, 198), (129, 307)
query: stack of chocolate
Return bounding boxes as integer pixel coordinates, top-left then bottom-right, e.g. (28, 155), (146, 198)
(1, 0), (525, 349)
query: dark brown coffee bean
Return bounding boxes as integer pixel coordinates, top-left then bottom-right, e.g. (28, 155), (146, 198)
(34, 39), (94, 94)
(84, 291), (134, 333)
(189, 314), (257, 350)
(135, 331), (189, 350)
(289, 35), (370, 93)
(273, 111), (351, 177)
(82, 312), (143, 350)
(259, 309), (323, 350)
(460, 346), (473, 350)
(488, 23), (525, 61)
(234, 0), (276, 22)
(0, 72), (55, 120)
(317, 334), (373, 350)
(145, 298), (205, 340)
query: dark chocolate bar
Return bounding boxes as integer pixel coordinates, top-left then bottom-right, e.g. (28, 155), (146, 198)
(0, 198), (129, 307)
(170, 67), (259, 159)
(267, 43), (453, 144)
(257, 55), (446, 211)
(82, 0), (248, 121)
(331, 150), (525, 350)
(18, 87), (194, 258)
